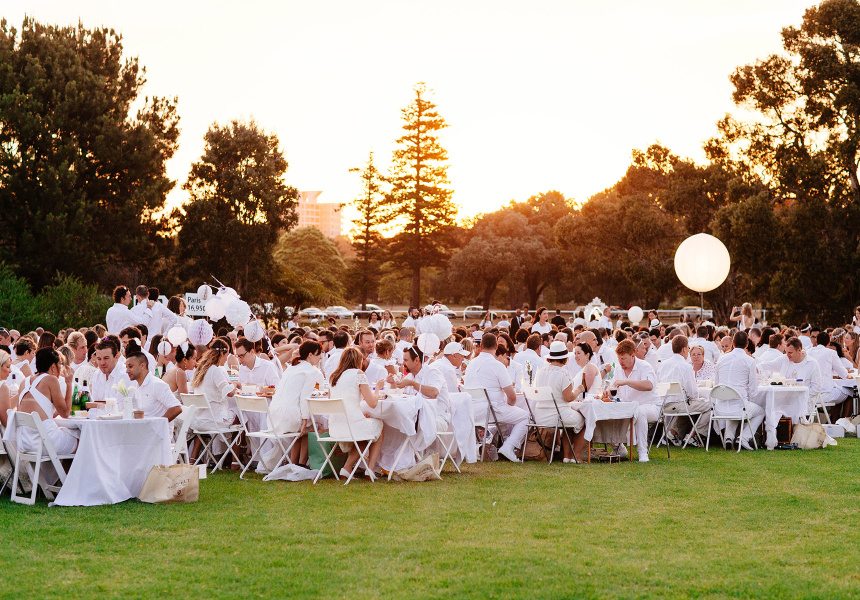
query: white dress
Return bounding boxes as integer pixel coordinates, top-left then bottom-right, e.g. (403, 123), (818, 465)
(191, 366), (236, 431)
(268, 361), (322, 434)
(573, 366), (601, 396)
(17, 374), (78, 455)
(532, 365), (584, 431)
(329, 369), (383, 441)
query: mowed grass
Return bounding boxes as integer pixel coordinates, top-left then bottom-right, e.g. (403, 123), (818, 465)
(2, 439), (860, 600)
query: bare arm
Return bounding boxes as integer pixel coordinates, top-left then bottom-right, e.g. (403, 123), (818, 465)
(359, 383), (380, 408)
(165, 405), (182, 422)
(503, 384), (516, 405)
(615, 378), (653, 392)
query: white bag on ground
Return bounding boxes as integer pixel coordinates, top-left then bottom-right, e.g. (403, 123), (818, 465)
(790, 423), (836, 449)
(138, 464), (199, 503)
(835, 417), (856, 435)
(262, 464), (319, 482)
(391, 454), (442, 482)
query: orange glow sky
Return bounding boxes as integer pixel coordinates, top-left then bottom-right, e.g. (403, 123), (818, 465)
(10, 1), (813, 227)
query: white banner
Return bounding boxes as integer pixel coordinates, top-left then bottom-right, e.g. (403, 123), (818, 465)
(185, 293), (207, 317)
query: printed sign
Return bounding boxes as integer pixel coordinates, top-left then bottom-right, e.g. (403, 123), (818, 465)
(185, 293), (207, 316)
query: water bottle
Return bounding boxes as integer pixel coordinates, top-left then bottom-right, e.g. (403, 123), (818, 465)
(8, 372), (18, 396)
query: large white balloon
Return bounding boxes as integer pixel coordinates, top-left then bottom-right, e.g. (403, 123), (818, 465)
(205, 297), (226, 321)
(416, 333), (441, 356)
(166, 326), (187, 346)
(674, 233), (731, 293)
(627, 306), (644, 325)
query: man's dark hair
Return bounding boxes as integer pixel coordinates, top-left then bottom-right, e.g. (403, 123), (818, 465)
(480, 333), (497, 350)
(14, 337), (35, 356)
(125, 351), (149, 367)
(817, 331), (831, 347)
(333, 330), (349, 349)
(733, 331), (748, 349)
(119, 326), (141, 340)
(526, 333), (542, 351)
(137, 324), (149, 339)
(95, 338), (120, 356)
(113, 286), (130, 303)
(319, 330), (333, 343)
(148, 287), (159, 301)
(235, 339), (254, 353)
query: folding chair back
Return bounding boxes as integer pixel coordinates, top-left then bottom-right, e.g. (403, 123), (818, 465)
(171, 405), (196, 464)
(522, 385), (571, 463)
(307, 398), (375, 485)
(179, 393), (244, 472)
(235, 395), (270, 415)
(463, 387), (503, 461)
(11, 412), (71, 505)
(234, 394), (298, 479)
(710, 385), (744, 417)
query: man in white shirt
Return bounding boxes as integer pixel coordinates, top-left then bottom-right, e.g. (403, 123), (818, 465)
(66, 332), (89, 372)
(611, 339), (659, 462)
(634, 332), (658, 369)
(690, 326), (720, 364)
(105, 285), (134, 335)
(324, 330), (348, 377)
(90, 338), (132, 406)
(512, 333), (545, 382)
(393, 328), (413, 365)
(807, 331), (849, 406)
(798, 324), (813, 349)
(714, 331), (764, 450)
(657, 335), (711, 446)
(402, 306), (421, 330)
(128, 285), (174, 350)
(125, 351), (181, 421)
(236, 339), (279, 389)
(355, 329), (376, 362)
(286, 314), (300, 330)
(464, 333), (527, 463)
(756, 333), (785, 366)
(597, 307), (613, 331)
(119, 326), (156, 374)
(656, 328), (680, 363)
(431, 342), (469, 394)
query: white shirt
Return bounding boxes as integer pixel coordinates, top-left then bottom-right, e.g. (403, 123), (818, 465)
(714, 348), (757, 402)
(656, 341), (675, 363)
(287, 320), (299, 330)
(656, 354), (697, 403)
(776, 354), (822, 397)
(239, 355), (280, 388)
(131, 374), (180, 417)
(70, 359), (87, 373)
(90, 359), (132, 403)
(105, 303), (133, 335)
(611, 357), (659, 405)
(515, 348), (545, 381)
(800, 336), (812, 350)
(642, 346), (659, 369)
(405, 366), (449, 418)
(402, 316), (419, 329)
(497, 320), (510, 329)
(807, 345), (847, 385)
(690, 337), (720, 364)
(598, 316), (613, 330)
(430, 358), (461, 394)
(324, 348), (344, 378)
(531, 322), (551, 334)
(756, 347), (783, 365)
(464, 351), (513, 407)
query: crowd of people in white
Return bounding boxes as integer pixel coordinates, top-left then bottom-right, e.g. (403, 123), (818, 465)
(2, 288), (858, 482)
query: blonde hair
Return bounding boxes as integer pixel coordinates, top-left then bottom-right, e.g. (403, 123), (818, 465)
(742, 303), (753, 318)
(330, 347), (364, 387)
(0, 350), (10, 369)
(191, 340), (230, 388)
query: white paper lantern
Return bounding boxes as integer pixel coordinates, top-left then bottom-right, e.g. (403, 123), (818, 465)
(205, 297), (226, 321)
(225, 300), (252, 328)
(674, 233), (731, 293)
(197, 284), (213, 302)
(416, 333), (441, 356)
(244, 320), (265, 343)
(627, 306), (644, 325)
(157, 340), (172, 356)
(166, 326), (187, 346)
(188, 319), (214, 346)
(422, 313), (453, 341)
(217, 287), (240, 307)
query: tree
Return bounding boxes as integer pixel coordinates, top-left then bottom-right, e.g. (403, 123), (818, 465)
(347, 151), (387, 308)
(0, 18), (179, 289)
(273, 226), (347, 304)
(175, 119), (297, 299)
(386, 83), (458, 306)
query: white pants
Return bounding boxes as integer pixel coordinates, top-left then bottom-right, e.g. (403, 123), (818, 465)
(722, 401), (765, 441)
(492, 402), (529, 452)
(635, 403), (662, 456)
(823, 386), (850, 405)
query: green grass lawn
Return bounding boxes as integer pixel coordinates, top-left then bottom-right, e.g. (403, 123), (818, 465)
(2, 439), (859, 600)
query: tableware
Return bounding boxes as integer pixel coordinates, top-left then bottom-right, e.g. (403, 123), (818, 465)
(74, 410), (88, 418)
(133, 410), (144, 419)
(85, 402), (99, 410)
(98, 413), (123, 420)
(104, 398), (118, 413)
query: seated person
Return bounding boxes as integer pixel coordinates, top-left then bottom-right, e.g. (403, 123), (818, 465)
(17, 348), (77, 455)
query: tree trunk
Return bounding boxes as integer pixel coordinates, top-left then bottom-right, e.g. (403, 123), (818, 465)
(411, 265), (421, 308)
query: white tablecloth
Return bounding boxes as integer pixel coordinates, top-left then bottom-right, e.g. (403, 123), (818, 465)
(364, 396), (435, 472)
(53, 416), (171, 506)
(751, 385), (809, 450)
(569, 400), (637, 444)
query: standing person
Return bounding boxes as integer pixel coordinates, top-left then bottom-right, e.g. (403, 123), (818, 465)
(611, 339), (659, 462)
(128, 285), (173, 350)
(166, 295), (191, 332)
(729, 303), (756, 331)
(106, 285), (133, 335)
(478, 311), (493, 330)
(367, 311), (382, 332)
(402, 306), (421, 329)
(531, 307), (552, 334)
(551, 310), (566, 330)
(380, 310), (397, 330)
(509, 308), (525, 340)
(464, 333), (528, 463)
(598, 307), (613, 330)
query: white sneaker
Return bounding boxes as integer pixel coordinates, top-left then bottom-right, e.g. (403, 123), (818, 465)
(684, 434), (702, 448)
(499, 445), (521, 463)
(739, 438), (755, 451)
(638, 454), (650, 463)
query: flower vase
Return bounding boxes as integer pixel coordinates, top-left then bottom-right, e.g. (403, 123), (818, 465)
(123, 389), (136, 420)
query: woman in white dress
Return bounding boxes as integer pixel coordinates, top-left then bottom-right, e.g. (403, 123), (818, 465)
(533, 342), (588, 462)
(163, 344), (197, 400)
(380, 310), (396, 330)
(531, 307), (552, 334)
(0, 350), (17, 429)
(328, 347), (386, 477)
(367, 311), (382, 332)
(571, 343), (601, 397)
(266, 340), (323, 467)
(365, 338), (396, 386)
(729, 303), (755, 331)
(479, 311), (493, 330)
(189, 340), (237, 458)
(17, 348), (77, 456)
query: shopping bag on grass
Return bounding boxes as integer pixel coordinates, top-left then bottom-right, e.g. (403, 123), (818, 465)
(392, 454), (442, 482)
(138, 464), (199, 503)
(790, 423), (828, 449)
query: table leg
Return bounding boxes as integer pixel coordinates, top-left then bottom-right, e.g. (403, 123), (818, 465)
(587, 441), (591, 464)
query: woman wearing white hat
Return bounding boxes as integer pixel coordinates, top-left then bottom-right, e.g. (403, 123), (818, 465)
(533, 341), (587, 462)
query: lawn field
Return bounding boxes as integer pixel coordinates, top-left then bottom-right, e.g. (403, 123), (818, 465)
(2, 440), (859, 599)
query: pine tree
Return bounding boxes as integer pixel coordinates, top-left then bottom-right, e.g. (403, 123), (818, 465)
(347, 151), (386, 309)
(386, 83), (457, 307)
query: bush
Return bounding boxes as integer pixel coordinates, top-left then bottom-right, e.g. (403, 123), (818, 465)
(0, 263), (40, 331)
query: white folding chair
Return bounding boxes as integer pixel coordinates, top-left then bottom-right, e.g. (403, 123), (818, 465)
(522, 386), (573, 463)
(11, 412), (74, 505)
(811, 392), (835, 425)
(235, 395), (302, 479)
(171, 405), (196, 464)
(308, 398), (378, 485)
(435, 427), (459, 474)
(0, 421), (13, 496)
(706, 384), (758, 452)
(180, 393), (245, 472)
(464, 388), (504, 461)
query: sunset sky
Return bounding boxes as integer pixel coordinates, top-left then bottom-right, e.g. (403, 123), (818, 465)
(10, 1), (814, 227)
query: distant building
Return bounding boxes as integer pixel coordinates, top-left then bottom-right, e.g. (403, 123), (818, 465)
(295, 191), (342, 238)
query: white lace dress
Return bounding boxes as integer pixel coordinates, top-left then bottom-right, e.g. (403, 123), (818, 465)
(329, 369), (383, 441)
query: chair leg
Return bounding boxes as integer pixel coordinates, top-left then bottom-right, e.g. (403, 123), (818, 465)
(706, 415), (713, 452)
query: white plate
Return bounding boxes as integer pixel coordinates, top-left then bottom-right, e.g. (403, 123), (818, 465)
(98, 414), (123, 420)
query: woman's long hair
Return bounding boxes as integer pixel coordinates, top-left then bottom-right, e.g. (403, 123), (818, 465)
(192, 339), (230, 388)
(330, 347), (364, 387)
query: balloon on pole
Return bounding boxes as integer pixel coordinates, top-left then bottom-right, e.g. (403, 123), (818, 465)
(627, 306), (644, 325)
(673, 234), (731, 293)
